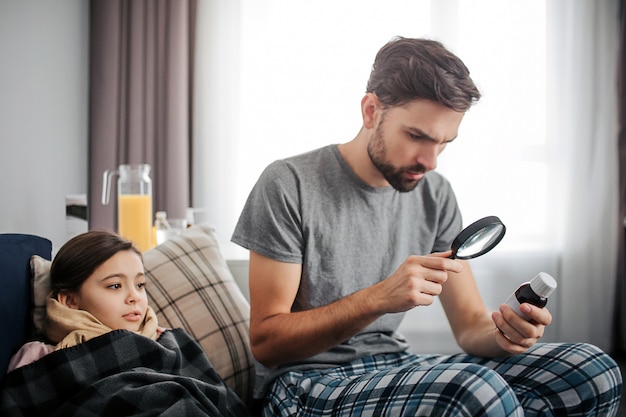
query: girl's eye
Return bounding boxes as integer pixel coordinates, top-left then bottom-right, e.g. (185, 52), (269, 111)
(108, 283), (121, 289)
(137, 282), (146, 289)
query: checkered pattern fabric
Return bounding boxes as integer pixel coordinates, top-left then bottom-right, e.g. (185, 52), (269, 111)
(264, 342), (622, 416)
(143, 224), (254, 405)
(0, 329), (251, 417)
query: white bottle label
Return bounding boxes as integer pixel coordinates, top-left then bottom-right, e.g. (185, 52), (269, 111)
(505, 293), (531, 320)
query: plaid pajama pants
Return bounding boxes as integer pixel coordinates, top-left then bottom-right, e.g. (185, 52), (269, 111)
(263, 342), (622, 417)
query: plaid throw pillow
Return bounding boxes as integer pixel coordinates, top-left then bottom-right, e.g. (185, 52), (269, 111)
(143, 224), (254, 405)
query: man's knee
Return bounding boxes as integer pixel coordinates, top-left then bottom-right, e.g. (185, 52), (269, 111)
(421, 363), (523, 417)
(569, 343), (622, 412)
(523, 342), (623, 415)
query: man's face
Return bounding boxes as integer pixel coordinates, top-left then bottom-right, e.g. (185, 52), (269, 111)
(367, 99), (464, 192)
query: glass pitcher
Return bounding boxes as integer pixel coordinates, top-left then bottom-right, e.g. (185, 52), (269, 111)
(102, 164), (153, 252)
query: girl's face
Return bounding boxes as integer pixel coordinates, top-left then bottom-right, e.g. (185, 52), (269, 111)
(60, 249), (148, 332)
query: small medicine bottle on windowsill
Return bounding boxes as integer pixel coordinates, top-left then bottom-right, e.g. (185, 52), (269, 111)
(153, 211), (171, 247)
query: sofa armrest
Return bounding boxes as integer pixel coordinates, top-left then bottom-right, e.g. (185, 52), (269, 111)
(0, 234), (51, 377)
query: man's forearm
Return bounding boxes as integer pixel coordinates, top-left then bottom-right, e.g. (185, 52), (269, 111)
(251, 286), (383, 368)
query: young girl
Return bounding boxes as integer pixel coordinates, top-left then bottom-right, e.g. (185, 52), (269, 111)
(7, 230), (162, 370)
(2, 230), (252, 416)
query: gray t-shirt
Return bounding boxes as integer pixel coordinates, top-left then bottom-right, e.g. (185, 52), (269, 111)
(232, 144), (462, 397)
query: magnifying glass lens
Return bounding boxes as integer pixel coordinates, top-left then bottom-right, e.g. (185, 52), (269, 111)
(450, 216), (506, 260)
(456, 224), (504, 258)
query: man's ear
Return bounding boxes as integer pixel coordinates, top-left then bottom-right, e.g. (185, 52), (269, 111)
(361, 93), (381, 129)
(57, 290), (80, 309)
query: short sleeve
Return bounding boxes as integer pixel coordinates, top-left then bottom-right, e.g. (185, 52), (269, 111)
(232, 160), (305, 264)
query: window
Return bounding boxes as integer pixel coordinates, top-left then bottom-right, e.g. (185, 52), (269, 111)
(195, 0), (551, 257)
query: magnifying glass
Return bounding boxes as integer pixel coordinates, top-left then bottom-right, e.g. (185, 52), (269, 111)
(450, 216), (506, 260)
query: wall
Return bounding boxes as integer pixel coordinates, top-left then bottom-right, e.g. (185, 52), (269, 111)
(0, 0), (89, 253)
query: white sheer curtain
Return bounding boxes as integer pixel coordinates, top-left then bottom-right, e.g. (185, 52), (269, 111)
(546, 0), (620, 349)
(192, 0), (620, 351)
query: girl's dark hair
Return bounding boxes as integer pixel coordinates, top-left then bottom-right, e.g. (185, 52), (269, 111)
(366, 37), (481, 111)
(50, 230), (142, 296)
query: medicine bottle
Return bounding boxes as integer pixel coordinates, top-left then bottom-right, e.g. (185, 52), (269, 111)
(505, 272), (557, 321)
(153, 211), (171, 246)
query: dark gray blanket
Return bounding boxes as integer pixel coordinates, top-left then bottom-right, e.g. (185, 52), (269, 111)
(0, 328), (251, 416)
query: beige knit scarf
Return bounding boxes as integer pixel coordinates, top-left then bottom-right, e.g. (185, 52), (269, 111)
(43, 297), (159, 350)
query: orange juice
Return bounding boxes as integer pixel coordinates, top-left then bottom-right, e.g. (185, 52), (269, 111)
(118, 194), (153, 252)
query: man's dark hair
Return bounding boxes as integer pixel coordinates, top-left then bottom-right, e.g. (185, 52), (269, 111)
(366, 37), (481, 111)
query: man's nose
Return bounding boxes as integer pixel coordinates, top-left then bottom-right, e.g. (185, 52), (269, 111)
(416, 143), (439, 171)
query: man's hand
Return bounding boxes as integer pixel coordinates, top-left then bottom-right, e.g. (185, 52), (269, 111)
(372, 252), (464, 314)
(491, 303), (552, 354)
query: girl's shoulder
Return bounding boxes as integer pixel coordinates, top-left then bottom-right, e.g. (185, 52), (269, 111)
(7, 341), (55, 373)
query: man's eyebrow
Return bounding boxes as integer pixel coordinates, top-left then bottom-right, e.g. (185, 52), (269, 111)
(407, 127), (457, 144)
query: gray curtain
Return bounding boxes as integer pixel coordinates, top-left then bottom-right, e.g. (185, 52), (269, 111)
(88, 0), (196, 232)
(615, 0), (626, 353)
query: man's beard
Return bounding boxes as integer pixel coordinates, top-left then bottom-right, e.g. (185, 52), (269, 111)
(367, 121), (426, 193)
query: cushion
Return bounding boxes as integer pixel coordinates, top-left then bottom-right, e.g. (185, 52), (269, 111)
(143, 224), (254, 405)
(0, 234), (51, 377)
(30, 255), (52, 333)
